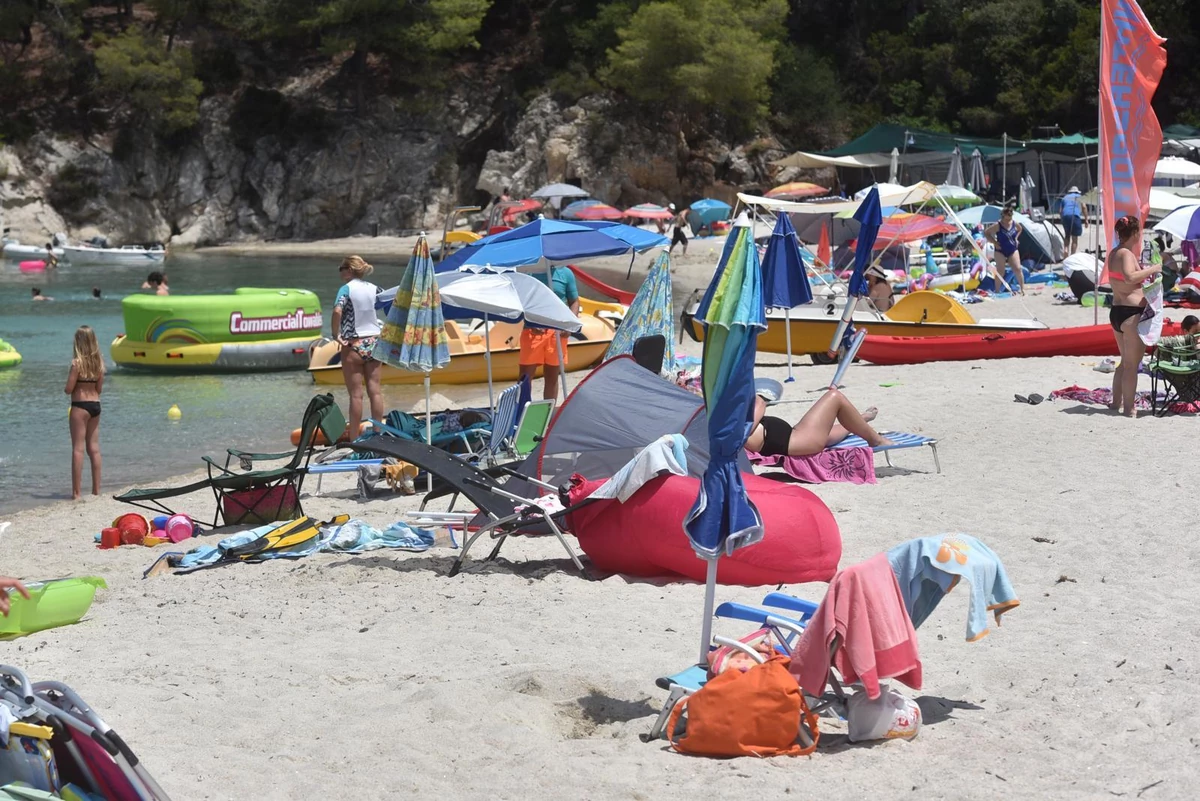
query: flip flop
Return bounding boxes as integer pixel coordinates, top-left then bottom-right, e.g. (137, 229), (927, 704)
(1013, 394), (1029, 404)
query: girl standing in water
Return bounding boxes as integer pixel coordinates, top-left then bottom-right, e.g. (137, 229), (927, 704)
(65, 325), (104, 498)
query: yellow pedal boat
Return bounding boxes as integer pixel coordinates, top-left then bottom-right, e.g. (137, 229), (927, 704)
(683, 290), (1046, 363)
(308, 299), (624, 386)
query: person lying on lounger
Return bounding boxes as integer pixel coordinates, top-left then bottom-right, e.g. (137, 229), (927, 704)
(744, 388), (892, 458)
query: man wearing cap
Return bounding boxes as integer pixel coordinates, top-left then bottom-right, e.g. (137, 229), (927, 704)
(1058, 186), (1088, 256)
(669, 203), (690, 256)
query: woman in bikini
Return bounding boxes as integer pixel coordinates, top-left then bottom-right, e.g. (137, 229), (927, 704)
(744, 388), (891, 458)
(332, 255), (385, 441)
(1106, 215), (1162, 418)
(65, 325), (104, 499)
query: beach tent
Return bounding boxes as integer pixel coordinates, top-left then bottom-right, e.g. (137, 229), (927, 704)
(689, 198), (733, 228)
(958, 205), (1063, 265)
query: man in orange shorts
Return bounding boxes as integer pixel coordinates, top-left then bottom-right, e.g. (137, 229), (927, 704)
(520, 265), (580, 401)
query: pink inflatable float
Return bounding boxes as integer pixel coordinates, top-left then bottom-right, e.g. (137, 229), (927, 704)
(18, 260), (46, 272)
(567, 473), (841, 586)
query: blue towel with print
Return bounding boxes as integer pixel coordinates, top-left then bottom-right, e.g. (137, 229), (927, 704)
(323, 519), (433, 553)
(887, 534), (1019, 642)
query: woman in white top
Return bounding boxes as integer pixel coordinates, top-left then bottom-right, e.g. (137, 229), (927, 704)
(332, 255), (385, 442)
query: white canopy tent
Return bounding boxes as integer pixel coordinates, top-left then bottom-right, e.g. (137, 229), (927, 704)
(738, 181), (939, 215)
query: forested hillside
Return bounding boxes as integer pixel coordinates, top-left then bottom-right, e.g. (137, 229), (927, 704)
(2, 0), (1198, 150)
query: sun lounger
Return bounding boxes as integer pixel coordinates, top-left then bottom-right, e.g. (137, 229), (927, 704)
(831, 430), (941, 474)
(115, 394), (336, 526)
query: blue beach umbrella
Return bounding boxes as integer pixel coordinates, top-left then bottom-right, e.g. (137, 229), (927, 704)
(761, 212), (813, 382)
(603, 251), (675, 366)
(375, 234), (451, 487)
(689, 198), (733, 228)
(436, 218), (639, 273)
(683, 222), (767, 665)
(828, 187), (882, 359)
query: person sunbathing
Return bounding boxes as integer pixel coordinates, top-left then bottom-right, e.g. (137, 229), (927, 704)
(744, 388), (892, 458)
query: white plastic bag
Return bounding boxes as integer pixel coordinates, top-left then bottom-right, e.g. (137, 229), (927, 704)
(846, 684), (921, 742)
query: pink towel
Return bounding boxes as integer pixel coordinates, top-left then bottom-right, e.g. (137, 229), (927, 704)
(791, 553), (922, 699)
(747, 447), (876, 485)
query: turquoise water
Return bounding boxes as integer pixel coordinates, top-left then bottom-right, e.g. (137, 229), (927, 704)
(0, 252), (440, 516)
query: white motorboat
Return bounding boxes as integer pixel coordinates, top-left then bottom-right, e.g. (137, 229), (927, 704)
(2, 240), (65, 261)
(62, 244), (166, 266)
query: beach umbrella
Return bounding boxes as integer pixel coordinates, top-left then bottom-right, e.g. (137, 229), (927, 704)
(624, 203), (674, 220)
(685, 220), (767, 666)
(934, 184), (981, 208)
(561, 199), (603, 220)
(816, 219), (833, 269)
(854, 183), (905, 201)
(531, 183), (589, 200)
(374, 234), (451, 490)
(889, 148), (900, 184)
(689, 198), (733, 227)
(435, 218), (635, 273)
(603, 251), (675, 366)
(829, 187), (882, 357)
(957, 204), (1004, 227)
(501, 199), (543, 220)
(760, 212), (813, 382)
(868, 212), (958, 247)
(946, 147), (965, 188)
(764, 182), (828, 200)
(968, 149), (987, 194)
(575, 203), (624, 221)
(1152, 204), (1200, 239)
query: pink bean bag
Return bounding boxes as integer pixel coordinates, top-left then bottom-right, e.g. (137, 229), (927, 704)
(567, 473), (841, 585)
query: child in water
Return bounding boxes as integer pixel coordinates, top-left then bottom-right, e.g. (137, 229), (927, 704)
(65, 325), (104, 499)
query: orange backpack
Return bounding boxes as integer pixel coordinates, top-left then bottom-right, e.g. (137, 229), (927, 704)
(667, 656), (820, 758)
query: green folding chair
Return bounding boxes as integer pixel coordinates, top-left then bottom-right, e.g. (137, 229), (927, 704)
(510, 399), (555, 458)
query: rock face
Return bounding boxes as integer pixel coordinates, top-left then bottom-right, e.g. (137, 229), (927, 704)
(1, 89), (786, 247)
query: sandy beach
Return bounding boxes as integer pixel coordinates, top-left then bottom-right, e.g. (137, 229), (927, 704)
(3, 244), (1197, 800)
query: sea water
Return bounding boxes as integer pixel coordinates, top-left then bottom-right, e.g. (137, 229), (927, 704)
(0, 251), (435, 516)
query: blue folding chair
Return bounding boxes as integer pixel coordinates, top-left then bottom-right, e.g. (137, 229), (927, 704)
(832, 430), (941, 474)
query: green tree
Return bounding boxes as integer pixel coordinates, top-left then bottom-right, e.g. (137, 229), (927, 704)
(604, 0), (786, 133)
(94, 29), (204, 133)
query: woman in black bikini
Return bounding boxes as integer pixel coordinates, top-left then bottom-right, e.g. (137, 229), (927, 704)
(1106, 216), (1162, 418)
(744, 388), (891, 457)
(65, 325), (104, 499)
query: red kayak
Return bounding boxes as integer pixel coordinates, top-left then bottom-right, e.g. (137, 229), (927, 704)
(859, 322), (1181, 365)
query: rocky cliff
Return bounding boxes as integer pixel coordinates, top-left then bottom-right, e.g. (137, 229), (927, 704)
(0, 88), (792, 248)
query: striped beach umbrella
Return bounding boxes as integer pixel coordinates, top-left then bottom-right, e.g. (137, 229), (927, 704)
(765, 182), (828, 200)
(624, 203), (674, 220)
(575, 203), (624, 221)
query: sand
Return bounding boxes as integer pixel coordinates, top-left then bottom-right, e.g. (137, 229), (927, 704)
(3, 244), (1197, 800)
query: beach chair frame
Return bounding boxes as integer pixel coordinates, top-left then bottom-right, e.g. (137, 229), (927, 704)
(832, 430), (941, 474)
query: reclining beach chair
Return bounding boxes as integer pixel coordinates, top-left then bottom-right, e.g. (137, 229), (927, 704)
(115, 394), (335, 526)
(832, 431), (941, 474)
(0, 665), (171, 800)
(349, 435), (593, 576)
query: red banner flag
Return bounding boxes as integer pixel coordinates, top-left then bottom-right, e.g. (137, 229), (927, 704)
(1100, 0), (1166, 264)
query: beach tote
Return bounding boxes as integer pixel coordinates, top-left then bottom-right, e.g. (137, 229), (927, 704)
(667, 656), (819, 758)
(222, 484), (300, 526)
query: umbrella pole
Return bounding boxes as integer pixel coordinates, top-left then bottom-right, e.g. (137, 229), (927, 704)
(698, 558), (719, 666)
(784, 307), (795, 382)
(484, 312), (495, 415)
(424, 372), (433, 494)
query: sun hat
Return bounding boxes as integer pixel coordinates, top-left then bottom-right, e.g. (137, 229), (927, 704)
(1068, 186), (1080, 193)
(668, 203), (676, 211)
(866, 263), (889, 279)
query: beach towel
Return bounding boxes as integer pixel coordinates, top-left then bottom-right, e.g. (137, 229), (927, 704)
(790, 553), (921, 700)
(1049, 385), (1200, 415)
(887, 534), (1019, 641)
(589, 434), (689, 502)
(748, 447), (876, 485)
(323, 519), (433, 553)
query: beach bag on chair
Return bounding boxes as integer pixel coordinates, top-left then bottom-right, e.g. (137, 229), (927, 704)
(667, 656), (819, 758)
(222, 484), (300, 526)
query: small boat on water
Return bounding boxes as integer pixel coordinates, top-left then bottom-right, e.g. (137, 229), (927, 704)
(307, 298), (624, 386)
(64, 243), (166, 266)
(3, 241), (65, 261)
(0, 338), (21, 369)
(111, 288), (323, 372)
(683, 290), (1047, 363)
(857, 322), (1182, 365)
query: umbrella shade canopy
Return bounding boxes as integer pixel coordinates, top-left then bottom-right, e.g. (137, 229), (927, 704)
(685, 223), (766, 558)
(957, 204), (1004, 227)
(561, 199), (603, 219)
(1152, 204), (1200, 239)
(374, 236), (451, 371)
(500, 199), (543, 220)
(848, 188), (884, 297)
(765, 182), (828, 200)
(624, 203), (674, 220)
(531, 183), (590, 199)
(935, 184), (981, 207)
(870, 212), (958, 248)
(434, 272), (582, 331)
(689, 198), (734, 226)
(791, 213), (860, 247)
(604, 251), (675, 364)
(761, 212), (813, 308)
(573, 220), (669, 251)
(435, 218), (636, 272)
(576, 203), (625, 221)
(967, 149), (988, 193)
(854, 183), (906, 201)
(1155, 157), (1200, 180)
